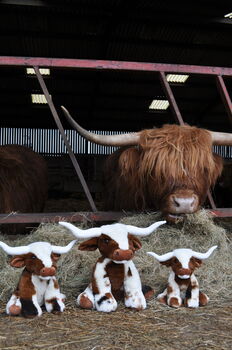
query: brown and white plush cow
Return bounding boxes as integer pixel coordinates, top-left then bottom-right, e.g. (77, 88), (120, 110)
(147, 246), (217, 308)
(59, 220), (166, 312)
(0, 240), (76, 317)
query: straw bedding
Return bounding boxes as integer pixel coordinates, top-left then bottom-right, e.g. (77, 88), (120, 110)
(0, 209), (231, 305)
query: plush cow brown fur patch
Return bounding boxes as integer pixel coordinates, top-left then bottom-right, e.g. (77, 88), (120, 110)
(106, 262), (125, 300)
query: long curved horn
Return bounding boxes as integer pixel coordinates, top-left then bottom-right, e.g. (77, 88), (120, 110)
(126, 221), (166, 236)
(0, 241), (30, 255)
(191, 245), (217, 260)
(51, 240), (77, 254)
(209, 131), (232, 146)
(59, 222), (102, 239)
(147, 251), (174, 262)
(61, 106), (140, 146)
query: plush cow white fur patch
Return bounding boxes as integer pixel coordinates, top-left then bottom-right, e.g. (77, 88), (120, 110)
(101, 224), (130, 250)
(29, 242), (53, 268)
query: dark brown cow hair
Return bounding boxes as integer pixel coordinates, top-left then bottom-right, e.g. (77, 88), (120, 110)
(0, 145), (47, 234)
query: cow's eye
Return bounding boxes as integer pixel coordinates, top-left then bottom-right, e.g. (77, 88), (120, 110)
(31, 255), (36, 259)
(103, 238), (109, 244)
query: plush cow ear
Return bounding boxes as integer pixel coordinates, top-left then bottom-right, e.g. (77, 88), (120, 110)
(160, 258), (173, 267)
(128, 234), (142, 251)
(51, 253), (61, 262)
(10, 256), (26, 268)
(191, 257), (202, 268)
(78, 238), (99, 251)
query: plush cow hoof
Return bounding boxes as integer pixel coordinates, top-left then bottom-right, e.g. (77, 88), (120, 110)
(142, 285), (154, 299)
(199, 292), (209, 306)
(157, 295), (167, 305)
(9, 304), (21, 316)
(168, 297), (181, 308)
(78, 294), (93, 309)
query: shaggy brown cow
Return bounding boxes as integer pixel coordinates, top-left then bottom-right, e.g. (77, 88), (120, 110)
(0, 145), (47, 233)
(61, 106), (232, 222)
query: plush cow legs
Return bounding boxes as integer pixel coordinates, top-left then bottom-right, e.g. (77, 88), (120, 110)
(184, 275), (200, 308)
(91, 260), (117, 312)
(6, 294), (21, 315)
(124, 261), (146, 310)
(44, 278), (65, 313)
(78, 258), (118, 312)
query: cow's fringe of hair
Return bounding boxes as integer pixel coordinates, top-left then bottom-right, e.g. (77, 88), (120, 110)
(138, 125), (223, 201)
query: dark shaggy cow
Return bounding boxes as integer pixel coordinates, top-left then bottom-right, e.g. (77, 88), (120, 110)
(61, 106), (232, 222)
(0, 145), (48, 233)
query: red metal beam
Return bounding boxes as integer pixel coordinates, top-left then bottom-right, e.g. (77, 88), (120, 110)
(0, 56), (232, 76)
(0, 209), (231, 225)
(0, 212), (128, 224)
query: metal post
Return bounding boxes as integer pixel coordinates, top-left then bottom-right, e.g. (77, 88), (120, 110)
(159, 71), (217, 209)
(159, 71), (185, 125)
(216, 75), (232, 125)
(33, 66), (98, 212)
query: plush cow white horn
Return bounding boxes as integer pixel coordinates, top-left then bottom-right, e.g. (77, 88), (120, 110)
(126, 221), (166, 236)
(51, 240), (77, 254)
(191, 245), (217, 260)
(0, 241), (30, 255)
(59, 222), (102, 239)
(147, 251), (174, 262)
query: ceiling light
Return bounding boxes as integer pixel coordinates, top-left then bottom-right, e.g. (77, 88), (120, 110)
(27, 68), (50, 75)
(31, 94), (50, 104)
(166, 74), (189, 83)
(149, 99), (169, 110)
(224, 12), (232, 18)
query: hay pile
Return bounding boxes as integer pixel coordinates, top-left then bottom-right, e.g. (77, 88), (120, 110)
(0, 210), (231, 307)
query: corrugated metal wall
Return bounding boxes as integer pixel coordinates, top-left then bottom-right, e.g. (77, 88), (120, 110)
(0, 127), (124, 155)
(1, 127), (232, 158)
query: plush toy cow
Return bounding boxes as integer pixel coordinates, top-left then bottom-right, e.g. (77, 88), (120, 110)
(0, 240), (76, 317)
(59, 220), (166, 312)
(147, 246), (217, 308)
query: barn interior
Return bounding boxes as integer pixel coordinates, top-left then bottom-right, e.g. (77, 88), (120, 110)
(0, 0), (232, 212)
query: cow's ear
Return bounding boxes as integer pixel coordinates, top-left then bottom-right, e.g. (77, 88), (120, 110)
(129, 234), (142, 251)
(78, 238), (98, 251)
(51, 253), (61, 262)
(10, 256), (26, 268)
(160, 258), (173, 267)
(191, 257), (202, 268)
